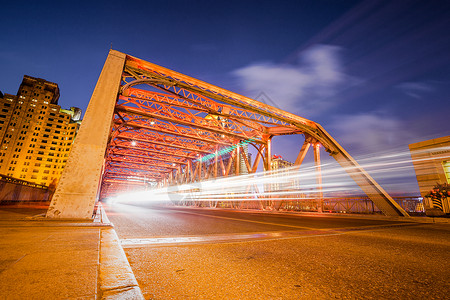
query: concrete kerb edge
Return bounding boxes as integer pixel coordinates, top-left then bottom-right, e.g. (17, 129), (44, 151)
(99, 229), (144, 299)
(98, 206), (144, 299)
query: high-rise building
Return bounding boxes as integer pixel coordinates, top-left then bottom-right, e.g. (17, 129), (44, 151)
(0, 75), (81, 186)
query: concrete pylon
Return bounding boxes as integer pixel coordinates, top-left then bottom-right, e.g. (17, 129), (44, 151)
(46, 50), (126, 219)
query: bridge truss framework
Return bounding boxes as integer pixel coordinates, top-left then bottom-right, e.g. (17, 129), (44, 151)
(46, 50), (409, 219)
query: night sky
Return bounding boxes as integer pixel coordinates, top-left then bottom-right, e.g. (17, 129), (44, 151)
(1, 0), (449, 193)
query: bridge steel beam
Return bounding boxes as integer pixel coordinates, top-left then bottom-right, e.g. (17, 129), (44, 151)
(46, 50), (126, 219)
(316, 125), (409, 217)
(314, 143), (323, 213)
(46, 50), (409, 218)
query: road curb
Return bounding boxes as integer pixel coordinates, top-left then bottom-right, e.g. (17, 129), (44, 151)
(99, 229), (144, 299)
(98, 203), (144, 299)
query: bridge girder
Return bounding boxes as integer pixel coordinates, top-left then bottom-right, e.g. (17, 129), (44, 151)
(46, 50), (409, 219)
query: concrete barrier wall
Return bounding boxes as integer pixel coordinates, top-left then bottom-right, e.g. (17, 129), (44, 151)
(0, 181), (50, 204)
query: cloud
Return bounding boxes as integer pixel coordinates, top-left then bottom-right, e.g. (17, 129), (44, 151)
(396, 81), (435, 99)
(328, 113), (412, 153)
(232, 44), (359, 116)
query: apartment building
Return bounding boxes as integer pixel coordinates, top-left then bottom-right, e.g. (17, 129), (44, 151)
(0, 75), (81, 186)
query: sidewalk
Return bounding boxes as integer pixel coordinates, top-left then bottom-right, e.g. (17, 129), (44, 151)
(0, 205), (143, 300)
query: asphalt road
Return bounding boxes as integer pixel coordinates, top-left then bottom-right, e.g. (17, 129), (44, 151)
(105, 202), (450, 299)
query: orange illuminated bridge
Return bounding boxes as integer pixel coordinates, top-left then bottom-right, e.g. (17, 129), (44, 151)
(45, 50), (409, 219)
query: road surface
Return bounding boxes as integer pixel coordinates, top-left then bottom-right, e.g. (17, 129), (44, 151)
(105, 202), (450, 299)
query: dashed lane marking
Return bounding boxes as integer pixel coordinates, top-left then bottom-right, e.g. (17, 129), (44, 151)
(120, 230), (342, 248)
(120, 222), (419, 248)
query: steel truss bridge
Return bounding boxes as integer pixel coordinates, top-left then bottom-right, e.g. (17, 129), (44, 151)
(46, 50), (409, 219)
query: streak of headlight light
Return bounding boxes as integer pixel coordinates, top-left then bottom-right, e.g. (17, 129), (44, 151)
(110, 146), (448, 205)
(109, 188), (175, 205)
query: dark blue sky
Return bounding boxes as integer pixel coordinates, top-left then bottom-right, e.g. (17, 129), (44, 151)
(1, 0), (449, 192)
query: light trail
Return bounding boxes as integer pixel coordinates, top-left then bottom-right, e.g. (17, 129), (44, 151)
(107, 146), (449, 208)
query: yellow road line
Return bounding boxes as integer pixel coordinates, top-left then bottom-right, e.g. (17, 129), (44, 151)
(168, 208), (318, 230)
(168, 208), (414, 232)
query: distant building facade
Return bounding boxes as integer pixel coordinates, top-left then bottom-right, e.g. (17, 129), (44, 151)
(0, 75), (81, 186)
(409, 136), (450, 196)
(270, 155), (296, 192)
(271, 154), (294, 170)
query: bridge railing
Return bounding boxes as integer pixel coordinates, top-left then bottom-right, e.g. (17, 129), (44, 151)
(178, 194), (424, 215)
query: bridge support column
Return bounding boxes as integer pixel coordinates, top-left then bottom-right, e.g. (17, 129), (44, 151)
(264, 138), (272, 171)
(294, 136), (312, 167)
(314, 142), (323, 213)
(46, 50), (126, 219)
(235, 146), (240, 175)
